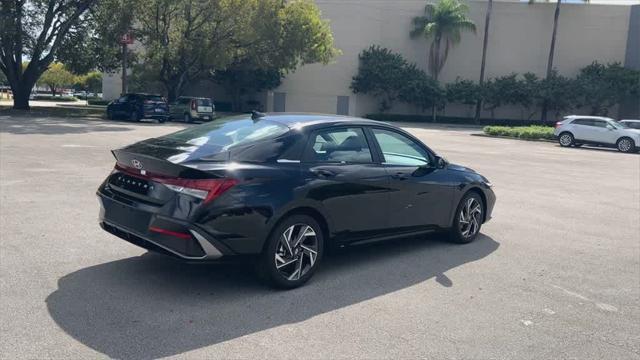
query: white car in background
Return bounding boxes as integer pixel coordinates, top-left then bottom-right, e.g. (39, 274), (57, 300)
(554, 115), (640, 153)
(619, 119), (640, 130)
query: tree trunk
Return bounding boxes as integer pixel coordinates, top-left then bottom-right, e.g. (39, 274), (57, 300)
(541, 0), (561, 123)
(50, 86), (57, 97)
(474, 0), (493, 124)
(431, 37), (442, 122)
(12, 87), (31, 110)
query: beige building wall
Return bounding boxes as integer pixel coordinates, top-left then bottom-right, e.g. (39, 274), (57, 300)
(270, 0), (635, 119)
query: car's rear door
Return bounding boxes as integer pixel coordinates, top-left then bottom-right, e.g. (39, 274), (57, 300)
(368, 127), (454, 231)
(569, 118), (593, 141)
(300, 126), (391, 242)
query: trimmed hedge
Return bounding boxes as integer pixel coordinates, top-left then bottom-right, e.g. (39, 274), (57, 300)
(483, 125), (555, 140)
(365, 113), (554, 126)
(32, 95), (77, 102)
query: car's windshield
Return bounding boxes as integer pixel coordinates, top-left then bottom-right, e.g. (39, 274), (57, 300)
(611, 121), (629, 129)
(161, 116), (290, 153)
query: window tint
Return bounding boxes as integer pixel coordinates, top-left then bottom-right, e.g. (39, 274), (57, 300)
(143, 95), (164, 102)
(626, 122), (640, 129)
(196, 98), (212, 106)
(572, 119), (593, 126)
(372, 128), (430, 166)
(162, 116), (289, 153)
(117, 96), (127, 103)
(308, 128), (372, 163)
(593, 120), (608, 128)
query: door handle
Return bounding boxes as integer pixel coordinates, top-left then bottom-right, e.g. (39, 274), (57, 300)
(391, 172), (408, 180)
(311, 169), (336, 178)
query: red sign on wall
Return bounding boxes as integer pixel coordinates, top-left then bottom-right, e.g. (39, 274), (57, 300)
(120, 33), (134, 45)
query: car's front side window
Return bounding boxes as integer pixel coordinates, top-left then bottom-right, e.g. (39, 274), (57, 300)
(371, 128), (430, 167)
(307, 127), (373, 164)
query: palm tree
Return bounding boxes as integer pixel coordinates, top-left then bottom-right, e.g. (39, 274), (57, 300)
(474, 0), (493, 123)
(411, 0), (476, 121)
(529, 0), (589, 122)
(411, 0), (476, 81)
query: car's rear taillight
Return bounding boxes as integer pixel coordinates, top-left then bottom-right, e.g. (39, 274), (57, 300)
(162, 178), (238, 204)
(114, 164), (238, 204)
(191, 100), (196, 111)
(555, 121), (563, 128)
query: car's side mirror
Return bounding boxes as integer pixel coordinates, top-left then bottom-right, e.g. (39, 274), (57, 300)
(435, 156), (448, 169)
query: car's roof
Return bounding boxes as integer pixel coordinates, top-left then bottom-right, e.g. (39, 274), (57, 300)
(248, 112), (389, 129)
(620, 119), (640, 122)
(564, 115), (615, 121)
(178, 96), (211, 99)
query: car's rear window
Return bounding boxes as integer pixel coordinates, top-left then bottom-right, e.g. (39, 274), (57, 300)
(143, 95), (164, 102)
(162, 116), (290, 154)
(196, 98), (212, 106)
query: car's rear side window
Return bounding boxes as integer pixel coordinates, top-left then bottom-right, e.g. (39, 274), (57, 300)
(572, 119), (593, 126)
(306, 127), (373, 164)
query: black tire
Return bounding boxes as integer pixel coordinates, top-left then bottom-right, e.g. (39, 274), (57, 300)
(558, 132), (574, 147)
(130, 110), (140, 122)
(257, 214), (324, 289)
(616, 137), (636, 153)
(449, 191), (484, 244)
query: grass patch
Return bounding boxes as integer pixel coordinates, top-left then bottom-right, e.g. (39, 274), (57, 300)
(483, 125), (555, 140)
(0, 105), (105, 118)
(31, 95), (78, 102)
(87, 98), (111, 106)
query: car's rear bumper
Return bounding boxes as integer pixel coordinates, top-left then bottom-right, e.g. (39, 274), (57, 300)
(98, 192), (234, 261)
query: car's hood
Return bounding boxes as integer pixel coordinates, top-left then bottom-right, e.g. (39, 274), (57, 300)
(447, 163), (477, 173)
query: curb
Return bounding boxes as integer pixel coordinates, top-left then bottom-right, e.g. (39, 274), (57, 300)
(471, 133), (556, 143)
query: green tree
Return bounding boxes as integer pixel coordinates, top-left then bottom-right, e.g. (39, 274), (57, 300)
(351, 46), (412, 112)
(399, 64), (444, 112)
(575, 62), (640, 116)
(0, 0), (101, 109)
(410, 0), (475, 121)
(74, 70), (102, 94)
(38, 63), (76, 96)
(535, 70), (577, 120)
(482, 74), (533, 118)
(410, 0), (476, 81)
(528, 0), (589, 122)
(133, 0), (339, 103)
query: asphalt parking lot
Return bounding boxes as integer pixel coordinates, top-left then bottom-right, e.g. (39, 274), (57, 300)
(1, 115), (638, 359)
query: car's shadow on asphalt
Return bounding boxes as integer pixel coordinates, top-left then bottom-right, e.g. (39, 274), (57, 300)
(46, 233), (499, 359)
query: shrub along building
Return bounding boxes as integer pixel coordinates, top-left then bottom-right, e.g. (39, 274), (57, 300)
(103, 0), (640, 120)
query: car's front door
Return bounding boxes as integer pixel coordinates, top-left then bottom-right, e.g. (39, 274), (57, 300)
(583, 119), (617, 144)
(301, 126), (391, 242)
(368, 127), (454, 231)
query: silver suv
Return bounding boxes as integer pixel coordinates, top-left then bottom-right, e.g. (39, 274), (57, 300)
(554, 115), (640, 153)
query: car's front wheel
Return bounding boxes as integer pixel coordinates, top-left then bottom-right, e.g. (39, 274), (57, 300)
(616, 137), (636, 153)
(258, 215), (324, 289)
(449, 192), (484, 244)
(129, 110), (140, 122)
(558, 132), (574, 147)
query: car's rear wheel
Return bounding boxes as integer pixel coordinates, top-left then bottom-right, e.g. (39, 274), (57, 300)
(616, 137), (635, 153)
(258, 215), (324, 289)
(558, 132), (574, 147)
(449, 192), (484, 244)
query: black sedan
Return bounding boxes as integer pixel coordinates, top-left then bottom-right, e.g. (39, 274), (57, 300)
(106, 93), (169, 122)
(97, 112), (495, 288)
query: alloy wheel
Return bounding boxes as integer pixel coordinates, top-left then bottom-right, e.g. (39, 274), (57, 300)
(274, 224), (319, 281)
(459, 197), (482, 238)
(559, 134), (573, 146)
(618, 138), (632, 152)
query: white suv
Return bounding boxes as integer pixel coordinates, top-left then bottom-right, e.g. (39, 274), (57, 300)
(554, 115), (640, 153)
